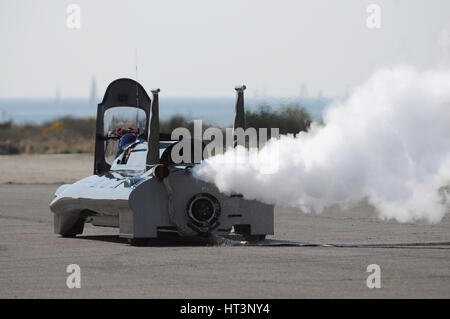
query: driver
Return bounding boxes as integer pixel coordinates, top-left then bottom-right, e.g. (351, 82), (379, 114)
(115, 133), (138, 164)
(118, 132), (137, 153)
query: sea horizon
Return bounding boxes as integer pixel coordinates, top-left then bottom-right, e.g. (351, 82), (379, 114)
(0, 96), (335, 126)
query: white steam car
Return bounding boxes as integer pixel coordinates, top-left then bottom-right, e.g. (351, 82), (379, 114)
(50, 78), (273, 245)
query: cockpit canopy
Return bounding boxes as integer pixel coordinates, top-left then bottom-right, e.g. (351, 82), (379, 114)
(103, 106), (147, 165)
(94, 78), (151, 175)
(94, 78), (209, 176)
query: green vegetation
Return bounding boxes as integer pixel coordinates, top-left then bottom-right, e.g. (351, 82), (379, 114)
(246, 104), (311, 137)
(0, 104), (311, 155)
(0, 117), (96, 155)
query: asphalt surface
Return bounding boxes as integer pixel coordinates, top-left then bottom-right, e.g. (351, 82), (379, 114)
(0, 183), (449, 298)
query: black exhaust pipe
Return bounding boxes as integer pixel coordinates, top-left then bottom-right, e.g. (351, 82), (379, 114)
(146, 88), (160, 167)
(233, 84), (246, 131)
(233, 84), (246, 147)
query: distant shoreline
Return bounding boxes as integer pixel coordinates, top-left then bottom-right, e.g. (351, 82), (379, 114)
(0, 100), (319, 155)
(0, 96), (332, 125)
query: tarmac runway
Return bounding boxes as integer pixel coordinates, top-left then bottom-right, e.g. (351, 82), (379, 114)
(1, 180), (449, 298)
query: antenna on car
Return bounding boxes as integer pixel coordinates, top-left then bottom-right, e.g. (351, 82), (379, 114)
(135, 48), (139, 107)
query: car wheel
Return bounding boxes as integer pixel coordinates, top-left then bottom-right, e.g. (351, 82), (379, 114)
(128, 238), (150, 246)
(234, 224), (266, 242)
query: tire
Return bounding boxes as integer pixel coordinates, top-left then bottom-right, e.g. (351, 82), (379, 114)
(128, 238), (150, 246)
(234, 225), (266, 242)
(56, 215), (85, 237)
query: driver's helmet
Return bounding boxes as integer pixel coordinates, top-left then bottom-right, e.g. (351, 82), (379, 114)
(118, 133), (137, 152)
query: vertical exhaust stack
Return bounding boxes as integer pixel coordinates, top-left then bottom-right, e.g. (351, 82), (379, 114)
(233, 84), (246, 131)
(233, 84), (246, 147)
(146, 88), (160, 167)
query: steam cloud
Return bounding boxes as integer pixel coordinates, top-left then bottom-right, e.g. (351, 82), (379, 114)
(193, 66), (450, 223)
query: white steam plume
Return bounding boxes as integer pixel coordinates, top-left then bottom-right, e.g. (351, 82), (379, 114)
(194, 66), (450, 223)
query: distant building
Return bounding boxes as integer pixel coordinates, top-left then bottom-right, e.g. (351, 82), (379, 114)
(89, 76), (98, 107)
(55, 88), (61, 105)
(299, 84), (308, 97)
(317, 89), (324, 100)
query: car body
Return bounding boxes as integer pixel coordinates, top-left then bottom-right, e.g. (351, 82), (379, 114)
(49, 78), (274, 245)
